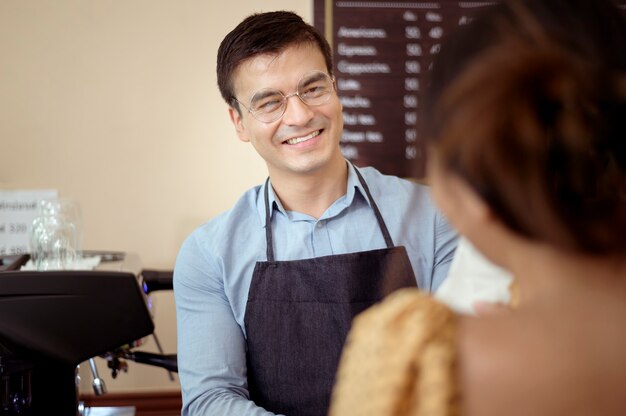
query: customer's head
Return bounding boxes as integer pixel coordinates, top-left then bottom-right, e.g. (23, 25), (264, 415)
(217, 11), (333, 114)
(425, 0), (626, 256)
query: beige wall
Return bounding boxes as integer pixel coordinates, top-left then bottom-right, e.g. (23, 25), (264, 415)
(0, 0), (310, 393)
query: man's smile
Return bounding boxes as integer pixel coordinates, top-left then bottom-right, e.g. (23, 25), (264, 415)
(283, 129), (322, 145)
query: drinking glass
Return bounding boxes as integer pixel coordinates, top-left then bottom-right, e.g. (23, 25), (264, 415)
(30, 198), (83, 271)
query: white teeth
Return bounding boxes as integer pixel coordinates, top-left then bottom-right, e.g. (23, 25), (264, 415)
(286, 130), (320, 145)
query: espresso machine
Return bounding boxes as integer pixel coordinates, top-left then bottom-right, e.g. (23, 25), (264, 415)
(0, 255), (155, 415)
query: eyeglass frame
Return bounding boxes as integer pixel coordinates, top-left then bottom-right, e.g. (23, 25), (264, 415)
(230, 70), (337, 123)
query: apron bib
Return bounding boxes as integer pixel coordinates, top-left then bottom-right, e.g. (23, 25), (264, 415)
(244, 167), (417, 416)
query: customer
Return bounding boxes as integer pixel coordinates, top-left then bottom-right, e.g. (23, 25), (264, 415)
(173, 11), (457, 416)
(329, 0), (626, 414)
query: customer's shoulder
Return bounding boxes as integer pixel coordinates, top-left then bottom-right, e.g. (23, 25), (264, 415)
(458, 298), (626, 416)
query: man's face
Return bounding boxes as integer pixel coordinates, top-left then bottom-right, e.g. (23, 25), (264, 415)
(229, 43), (344, 179)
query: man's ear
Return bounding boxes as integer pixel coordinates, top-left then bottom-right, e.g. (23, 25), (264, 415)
(228, 106), (250, 143)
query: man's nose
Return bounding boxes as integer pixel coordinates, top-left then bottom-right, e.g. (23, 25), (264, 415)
(281, 93), (314, 125)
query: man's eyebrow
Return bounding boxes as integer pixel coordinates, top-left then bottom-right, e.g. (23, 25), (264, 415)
(300, 72), (326, 87)
(251, 89), (282, 102)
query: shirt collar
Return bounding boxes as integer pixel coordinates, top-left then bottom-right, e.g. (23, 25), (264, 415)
(257, 180), (282, 228)
(257, 161), (372, 227)
(345, 161), (372, 208)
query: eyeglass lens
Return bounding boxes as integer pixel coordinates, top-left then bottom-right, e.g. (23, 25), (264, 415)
(249, 71), (333, 121)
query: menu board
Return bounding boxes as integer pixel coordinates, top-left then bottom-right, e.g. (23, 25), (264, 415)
(313, 0), (626, 178)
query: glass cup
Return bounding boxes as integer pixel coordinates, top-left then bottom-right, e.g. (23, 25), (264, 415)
(30, 198), (83, 271)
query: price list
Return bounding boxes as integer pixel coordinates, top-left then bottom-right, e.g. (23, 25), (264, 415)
(314, 0), (626, 178)
(0, 190), (57, 256)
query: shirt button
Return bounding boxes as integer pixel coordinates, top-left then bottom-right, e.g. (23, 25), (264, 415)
(316, 222), (323, 229)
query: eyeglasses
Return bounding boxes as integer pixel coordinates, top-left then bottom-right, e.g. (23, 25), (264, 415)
(232, 70), (335, 123)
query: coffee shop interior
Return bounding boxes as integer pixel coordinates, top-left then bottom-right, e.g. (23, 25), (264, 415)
(6, 0), (626, 414)
(1, 1), (310, 414)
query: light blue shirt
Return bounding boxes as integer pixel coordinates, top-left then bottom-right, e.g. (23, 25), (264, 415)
(173, 163), (457, 415)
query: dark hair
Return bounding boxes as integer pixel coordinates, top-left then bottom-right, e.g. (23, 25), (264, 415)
(216, 11), (333, 112)
(424, 0), (626, 254)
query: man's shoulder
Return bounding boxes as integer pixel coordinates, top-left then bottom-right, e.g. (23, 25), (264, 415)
(185, 184), (263, 244)
(175, 184), (265, 283)
(358, 165), (424, 189)
(357, 165), (431, 203)
(352, 165), (446, 236)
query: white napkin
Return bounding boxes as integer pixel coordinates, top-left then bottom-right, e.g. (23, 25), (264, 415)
(20, 255), (101, 271)
(435, 237), (513, 315)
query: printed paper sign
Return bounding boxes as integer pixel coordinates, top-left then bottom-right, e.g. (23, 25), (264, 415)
(0, 189), (58, 255)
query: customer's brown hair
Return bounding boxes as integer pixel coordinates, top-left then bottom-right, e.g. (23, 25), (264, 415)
(424, 0), (626, 254)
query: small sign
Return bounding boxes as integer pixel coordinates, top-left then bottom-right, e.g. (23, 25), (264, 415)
(0, 189), (58, 255)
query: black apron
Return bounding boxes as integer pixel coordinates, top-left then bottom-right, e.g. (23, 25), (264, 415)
(244, 167), (417, 416)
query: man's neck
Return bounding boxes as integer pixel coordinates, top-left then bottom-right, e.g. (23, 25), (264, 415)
(269, 159), (349, 219)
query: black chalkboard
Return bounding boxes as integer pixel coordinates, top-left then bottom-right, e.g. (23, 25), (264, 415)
(314, 0), (626, 178)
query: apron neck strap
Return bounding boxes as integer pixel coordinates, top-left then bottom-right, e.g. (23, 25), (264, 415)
(263, 165), (395, 262)
(351, 164), (395, 248)
(263, 177), (275, 262)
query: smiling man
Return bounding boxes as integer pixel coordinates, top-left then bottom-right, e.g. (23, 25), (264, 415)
(173, 11), (457, 416)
